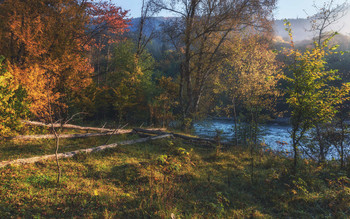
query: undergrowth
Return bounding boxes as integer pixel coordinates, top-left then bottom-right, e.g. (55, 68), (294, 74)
(0, 137), (349, 218)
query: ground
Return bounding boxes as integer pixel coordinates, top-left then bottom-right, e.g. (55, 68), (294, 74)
(0, 132), (349, 218)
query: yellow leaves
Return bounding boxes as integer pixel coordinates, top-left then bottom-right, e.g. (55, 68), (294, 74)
(8, 63), (54, 119)
(222, 34), (280, 111)
(0, 57), (27, 137)
(0, 0), (95, 121)
(285, 25), (350, 133)
(93, 190), (99, 196)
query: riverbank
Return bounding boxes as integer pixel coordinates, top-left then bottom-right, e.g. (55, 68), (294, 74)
(1, 135), (349, 217)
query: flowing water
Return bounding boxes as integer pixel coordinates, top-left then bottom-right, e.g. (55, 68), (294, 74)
(193, 118), (292, 152)
(193, 118), (348, 160)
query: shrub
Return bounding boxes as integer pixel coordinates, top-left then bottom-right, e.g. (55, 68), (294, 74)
(0, 56), (28, 137)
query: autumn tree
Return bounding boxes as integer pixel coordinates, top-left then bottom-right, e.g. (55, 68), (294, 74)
(217, 33), (281, 145)
(307, 0), (350, 167)
(0, 0), (88, 120)
(0, 0), (130, 181)
(99, 40), (155, 123)
(151, 0), (277, 127)
(150, 76), (179, 127)
(87, 0), (130, 85)
(0, 0), (130, 122)
(284, 21), (350, 172)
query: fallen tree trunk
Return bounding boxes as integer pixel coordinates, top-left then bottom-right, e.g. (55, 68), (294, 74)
(22, 120), (115, 132)
(133, 128), (232, 147)
(21, 120), (166, 137)
(12, 131), (133, 140)
(0, 134), (172, 168)
(134, 128), (215, 143)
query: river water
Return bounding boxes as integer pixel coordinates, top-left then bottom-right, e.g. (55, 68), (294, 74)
(193, 119), (350, 160)
(193, 119), (293, 152)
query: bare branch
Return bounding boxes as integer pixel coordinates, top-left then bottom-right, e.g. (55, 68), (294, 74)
(307, 0), (349, 45)
(64, 112), (88, 125)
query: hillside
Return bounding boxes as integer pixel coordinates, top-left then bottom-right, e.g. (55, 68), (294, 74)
(273, 18), (313, 41)
(129, 17), (350, 42)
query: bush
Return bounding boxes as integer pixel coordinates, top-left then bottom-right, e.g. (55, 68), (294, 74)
(0, 56), (28, 137)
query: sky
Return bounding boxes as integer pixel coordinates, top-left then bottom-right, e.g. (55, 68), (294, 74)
(111, 0), (347, 19)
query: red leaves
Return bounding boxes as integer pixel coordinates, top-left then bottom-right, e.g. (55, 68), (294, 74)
(87, 0), (130, 46)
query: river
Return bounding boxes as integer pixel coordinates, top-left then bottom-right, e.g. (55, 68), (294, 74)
(193, 118), (349, 160)
(193, 118), (292, 152)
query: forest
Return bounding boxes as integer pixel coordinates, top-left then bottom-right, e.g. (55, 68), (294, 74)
(0, 0), (350, 217)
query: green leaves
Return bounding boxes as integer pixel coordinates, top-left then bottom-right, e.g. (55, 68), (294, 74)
(284, 20), (350, 151)
(0, 56), (28, 137)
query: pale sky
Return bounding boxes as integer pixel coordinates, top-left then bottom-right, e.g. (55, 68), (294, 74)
(112, 0), (348, 19)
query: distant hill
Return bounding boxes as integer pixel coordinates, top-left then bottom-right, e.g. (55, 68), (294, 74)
(129, 17), (176, 36)
(129, 16), (350, 42)
(273, 18), (313, 42)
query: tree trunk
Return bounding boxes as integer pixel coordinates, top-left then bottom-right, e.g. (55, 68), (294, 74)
(315, 124), (325, 163)
(232, 97), (238, 146)
(22, 120), (115, 132)
(180, 0), (197, 122)
(340, 118), (345, 169)
(21, 120), (166, 135)
(292, 127), (298, 174)
(55, 134), (61, 184)
(106, 44), (110, 82)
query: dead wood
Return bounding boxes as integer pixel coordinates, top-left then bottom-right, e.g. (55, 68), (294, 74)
(22, 120), (115, 132)
(12, 131), (133, 140)
(0, 134), (172, 168)
(133, 128), (232, 147)
(20, 120), (167, 138)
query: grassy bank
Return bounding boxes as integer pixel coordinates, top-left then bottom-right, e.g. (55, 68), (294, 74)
(0, 136), (349, 218)
(0, 133), (135, 162)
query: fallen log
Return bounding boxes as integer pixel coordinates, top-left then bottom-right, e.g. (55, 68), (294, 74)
(133, 128), (215, 143)
(12, 131), (133, 140)
(21, 120), (166, 136)
(133, 128), (231, 146)
(0, 134), (172, 168)
(22, 120), (115, 132)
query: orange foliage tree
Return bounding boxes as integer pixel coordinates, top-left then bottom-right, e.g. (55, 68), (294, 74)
(0, 0), (129, 121)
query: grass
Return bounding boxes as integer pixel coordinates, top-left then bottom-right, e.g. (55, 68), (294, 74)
(0, 135), (350, 218)
(0, 129), (136, 161)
